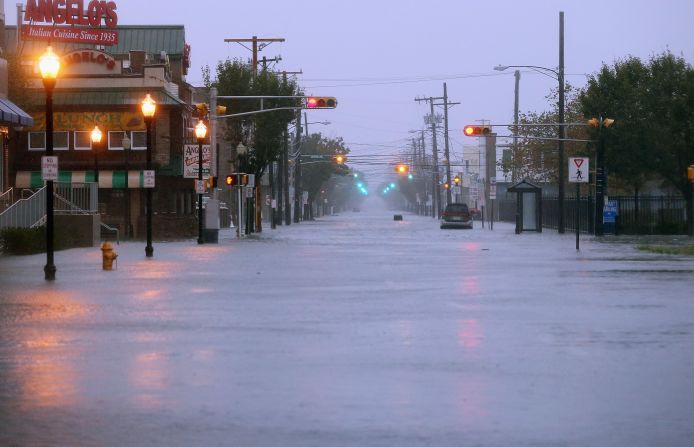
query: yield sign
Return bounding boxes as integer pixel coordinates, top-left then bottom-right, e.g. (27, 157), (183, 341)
(569, 157), (589, 183)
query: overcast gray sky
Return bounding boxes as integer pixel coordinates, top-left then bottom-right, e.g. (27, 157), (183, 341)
(8, 0), (694, 179)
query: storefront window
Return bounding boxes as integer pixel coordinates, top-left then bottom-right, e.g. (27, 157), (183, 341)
(28, 132), (45, 151)
(131, 131), (147, 150)
(74, 131), (92, 150)
(108, 131), (127, 150)
(53, 132), (69, 151)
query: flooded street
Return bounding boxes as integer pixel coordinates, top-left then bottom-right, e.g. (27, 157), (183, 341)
(1, 202), (693, 446)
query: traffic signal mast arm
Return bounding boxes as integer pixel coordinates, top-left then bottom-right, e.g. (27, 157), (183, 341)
(212, 95), (337, 120)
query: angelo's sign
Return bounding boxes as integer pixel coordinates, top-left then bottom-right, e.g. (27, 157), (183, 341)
(22, 0), (120, 45)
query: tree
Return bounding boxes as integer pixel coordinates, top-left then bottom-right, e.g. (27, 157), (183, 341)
(581, 52), (694, 234)
(504, 84), (588, 184)
(580, 57), (653, 197)
(300, 132), (349, 211)
(208, 59), (301, 178)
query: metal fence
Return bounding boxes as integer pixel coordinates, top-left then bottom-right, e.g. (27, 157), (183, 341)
(498, 195), (689, 235)
(0, 182), (98, 230)
(0, 187), (46, 229)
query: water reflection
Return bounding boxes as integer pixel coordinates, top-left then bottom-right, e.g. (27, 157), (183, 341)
(130, 351), (171, 411)
(457, 319), (482, 350)
(16, 333), (79, 410)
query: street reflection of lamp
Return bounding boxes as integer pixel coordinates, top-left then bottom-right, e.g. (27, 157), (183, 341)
(39, 46), (60, 281)
(195, 120), (207, 245)
(141, 94), (156, 257)
(90, 126), (103, 183)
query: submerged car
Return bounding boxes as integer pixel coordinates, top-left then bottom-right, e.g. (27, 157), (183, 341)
(440, 203), (473, 229)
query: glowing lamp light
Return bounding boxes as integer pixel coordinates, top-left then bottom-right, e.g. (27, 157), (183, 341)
(195, 121), (208, 140)
(90, 126), (103, 144)
(141, 93), (157, 119)
(38, 46), (60, 80)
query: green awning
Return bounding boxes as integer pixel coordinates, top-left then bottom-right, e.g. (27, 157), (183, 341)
(22, 88), (186, 108)
(16, 171), (150, 189)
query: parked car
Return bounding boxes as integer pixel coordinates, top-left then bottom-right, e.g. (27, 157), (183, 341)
(440, 203), (473, 229)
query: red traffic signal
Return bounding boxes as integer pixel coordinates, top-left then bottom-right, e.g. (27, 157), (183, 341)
(463, 125), (491, 136)
(305, 96), (337, 109)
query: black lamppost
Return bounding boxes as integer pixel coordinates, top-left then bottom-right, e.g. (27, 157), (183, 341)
(195, 120), (207, 244)
(90, 126), (103, 183)
(141, 94), (156, 257)
(39, 46), (60, 281)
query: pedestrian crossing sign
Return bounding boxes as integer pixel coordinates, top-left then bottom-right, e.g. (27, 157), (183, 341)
(569, 157), (589, 183)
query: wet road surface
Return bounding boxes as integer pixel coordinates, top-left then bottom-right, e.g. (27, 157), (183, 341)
(1, 202), (694, 446)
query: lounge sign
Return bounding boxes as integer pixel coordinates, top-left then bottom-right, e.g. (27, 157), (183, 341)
(21, 0), (119, 45)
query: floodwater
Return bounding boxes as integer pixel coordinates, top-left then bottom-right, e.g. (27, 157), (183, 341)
(1, 200), (693, 446)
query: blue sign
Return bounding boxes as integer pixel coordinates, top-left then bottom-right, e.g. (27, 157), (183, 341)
(603, 200), (618, 223)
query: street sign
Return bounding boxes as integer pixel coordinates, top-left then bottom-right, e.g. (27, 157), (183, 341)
(569, 157), (589, 183)
(41, 156), (58, 181)
(143, 170), (155, 188)
(603, 200), (618, 223)
(194, 179), (206, 194)
(489, 178), (497, 200)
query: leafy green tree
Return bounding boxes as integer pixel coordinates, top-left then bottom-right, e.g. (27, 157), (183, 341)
(580, 57), (653, 196)
(207, 59), (300, 178)
(300, 132), (349, 207)
(581, 52), (694, 233)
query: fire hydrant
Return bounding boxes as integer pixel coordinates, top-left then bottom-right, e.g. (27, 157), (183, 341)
(101, 241), (118, 270)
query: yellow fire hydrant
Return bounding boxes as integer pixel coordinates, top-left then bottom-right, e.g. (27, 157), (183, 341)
(101, 241), (118, 270)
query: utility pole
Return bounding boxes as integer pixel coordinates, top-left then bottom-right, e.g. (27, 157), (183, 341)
(224, 36), (285, 232)
(513, 70), (520, 183)
(442, 83), (460, 206)
(278, 71), (302, 226)
(293, 109), (302, 223)
(224, 36), (285, 77)
(557, 11), (566, 234)
(416, 93), (457, 218)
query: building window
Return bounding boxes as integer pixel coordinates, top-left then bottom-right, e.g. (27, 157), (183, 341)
(53, 131), (69, 151)
(108, 131), (127, 150)
(131, 131), (147, 150)
(28, 132), (45, 151)
(74, 131), (92, 150)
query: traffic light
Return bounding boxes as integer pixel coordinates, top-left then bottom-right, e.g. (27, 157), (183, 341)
(588, 117), (615, 128)
(225, 173), (249, 186)
(688, 165), (694, 181)
(395, 164), (409, 175)
(194, 103), (209, 122)
(305, 97), (337, 109)
(216, 105), (227, 116)
(334, 154), (347, 164)
(453, 176), (461, 185)
(463, 125), (491, 136)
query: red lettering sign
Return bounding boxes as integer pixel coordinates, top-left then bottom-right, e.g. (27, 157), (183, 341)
(61, 49), (116, 70)
(24, 0), (118, 28)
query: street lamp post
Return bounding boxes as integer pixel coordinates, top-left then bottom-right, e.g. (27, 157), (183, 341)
(90, 126), (102, 183)
(141, 94), (156, 257)
(39, 46), (60, 281)
(495, 63), (566, 233)
(195, 121), (207, 244)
